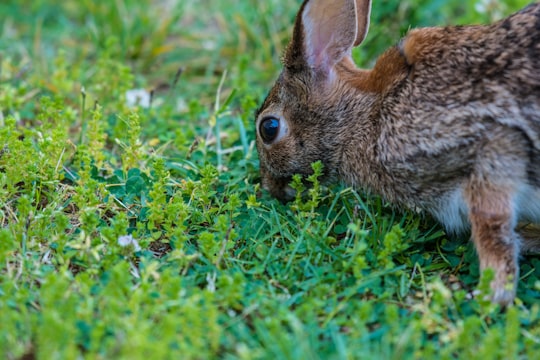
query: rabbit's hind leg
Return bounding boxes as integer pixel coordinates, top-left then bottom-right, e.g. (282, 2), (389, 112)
(464, 178), (520, 306)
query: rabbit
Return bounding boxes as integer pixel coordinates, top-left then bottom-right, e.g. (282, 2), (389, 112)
(255, 0), (540, 306)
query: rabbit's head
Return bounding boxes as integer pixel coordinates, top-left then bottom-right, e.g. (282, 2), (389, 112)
(255, 0), (385, 201)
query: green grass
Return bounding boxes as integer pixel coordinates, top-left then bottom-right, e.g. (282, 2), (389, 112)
(1, 0), (539, 359)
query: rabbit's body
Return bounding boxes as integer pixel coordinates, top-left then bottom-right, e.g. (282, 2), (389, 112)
(256, 0), (540, 305)
(353, 7), (540, 222)
(347, 4), (540, 230)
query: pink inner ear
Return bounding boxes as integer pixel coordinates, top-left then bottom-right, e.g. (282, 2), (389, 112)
(305, 20), (335, 70)
(301, 10), (324, 69)
(301, 0), (358, 72)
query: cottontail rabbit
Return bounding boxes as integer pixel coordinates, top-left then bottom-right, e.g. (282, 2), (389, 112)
(255, 0), (540, 305)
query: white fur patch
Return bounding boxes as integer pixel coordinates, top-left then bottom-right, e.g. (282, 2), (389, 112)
(430, 188), (469, 234)
(516, 184), (540, 223)
(430, 183), (540, 235)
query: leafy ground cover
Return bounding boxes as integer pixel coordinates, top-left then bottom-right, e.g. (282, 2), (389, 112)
(0, 0), (539, 358)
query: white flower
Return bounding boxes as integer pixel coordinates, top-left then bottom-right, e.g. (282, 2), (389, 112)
(125, 88), (151, 108)
(118, 234), (141, 251)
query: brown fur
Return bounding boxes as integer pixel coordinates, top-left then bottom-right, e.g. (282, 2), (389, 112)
(255, 0), (540, 305)
(400, 27), (447, 65)
(465, 178), (520, 304)
(342, 47), (410, 93)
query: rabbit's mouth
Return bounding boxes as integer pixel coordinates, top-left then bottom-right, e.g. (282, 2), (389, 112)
(259, 161), (295, 202)
(274, 184), (297, 203)
(260, 174), (296, 202)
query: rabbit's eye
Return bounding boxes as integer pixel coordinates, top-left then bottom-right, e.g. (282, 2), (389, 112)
(260, 117), (280, 143)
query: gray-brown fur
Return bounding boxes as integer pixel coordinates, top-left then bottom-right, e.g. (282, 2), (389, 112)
(255, 0), (540, 305)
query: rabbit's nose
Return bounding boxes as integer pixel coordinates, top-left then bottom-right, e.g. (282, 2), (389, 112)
(261, 175), (296, 202)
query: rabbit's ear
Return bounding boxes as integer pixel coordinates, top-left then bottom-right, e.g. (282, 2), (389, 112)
(285, 0), (371, 74)
(354, 0), (372, 46)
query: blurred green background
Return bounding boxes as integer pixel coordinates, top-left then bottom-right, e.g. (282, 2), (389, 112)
(0, 0), (532, 102)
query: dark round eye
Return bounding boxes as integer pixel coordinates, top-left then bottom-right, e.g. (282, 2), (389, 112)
(259, 117), (280, 144)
